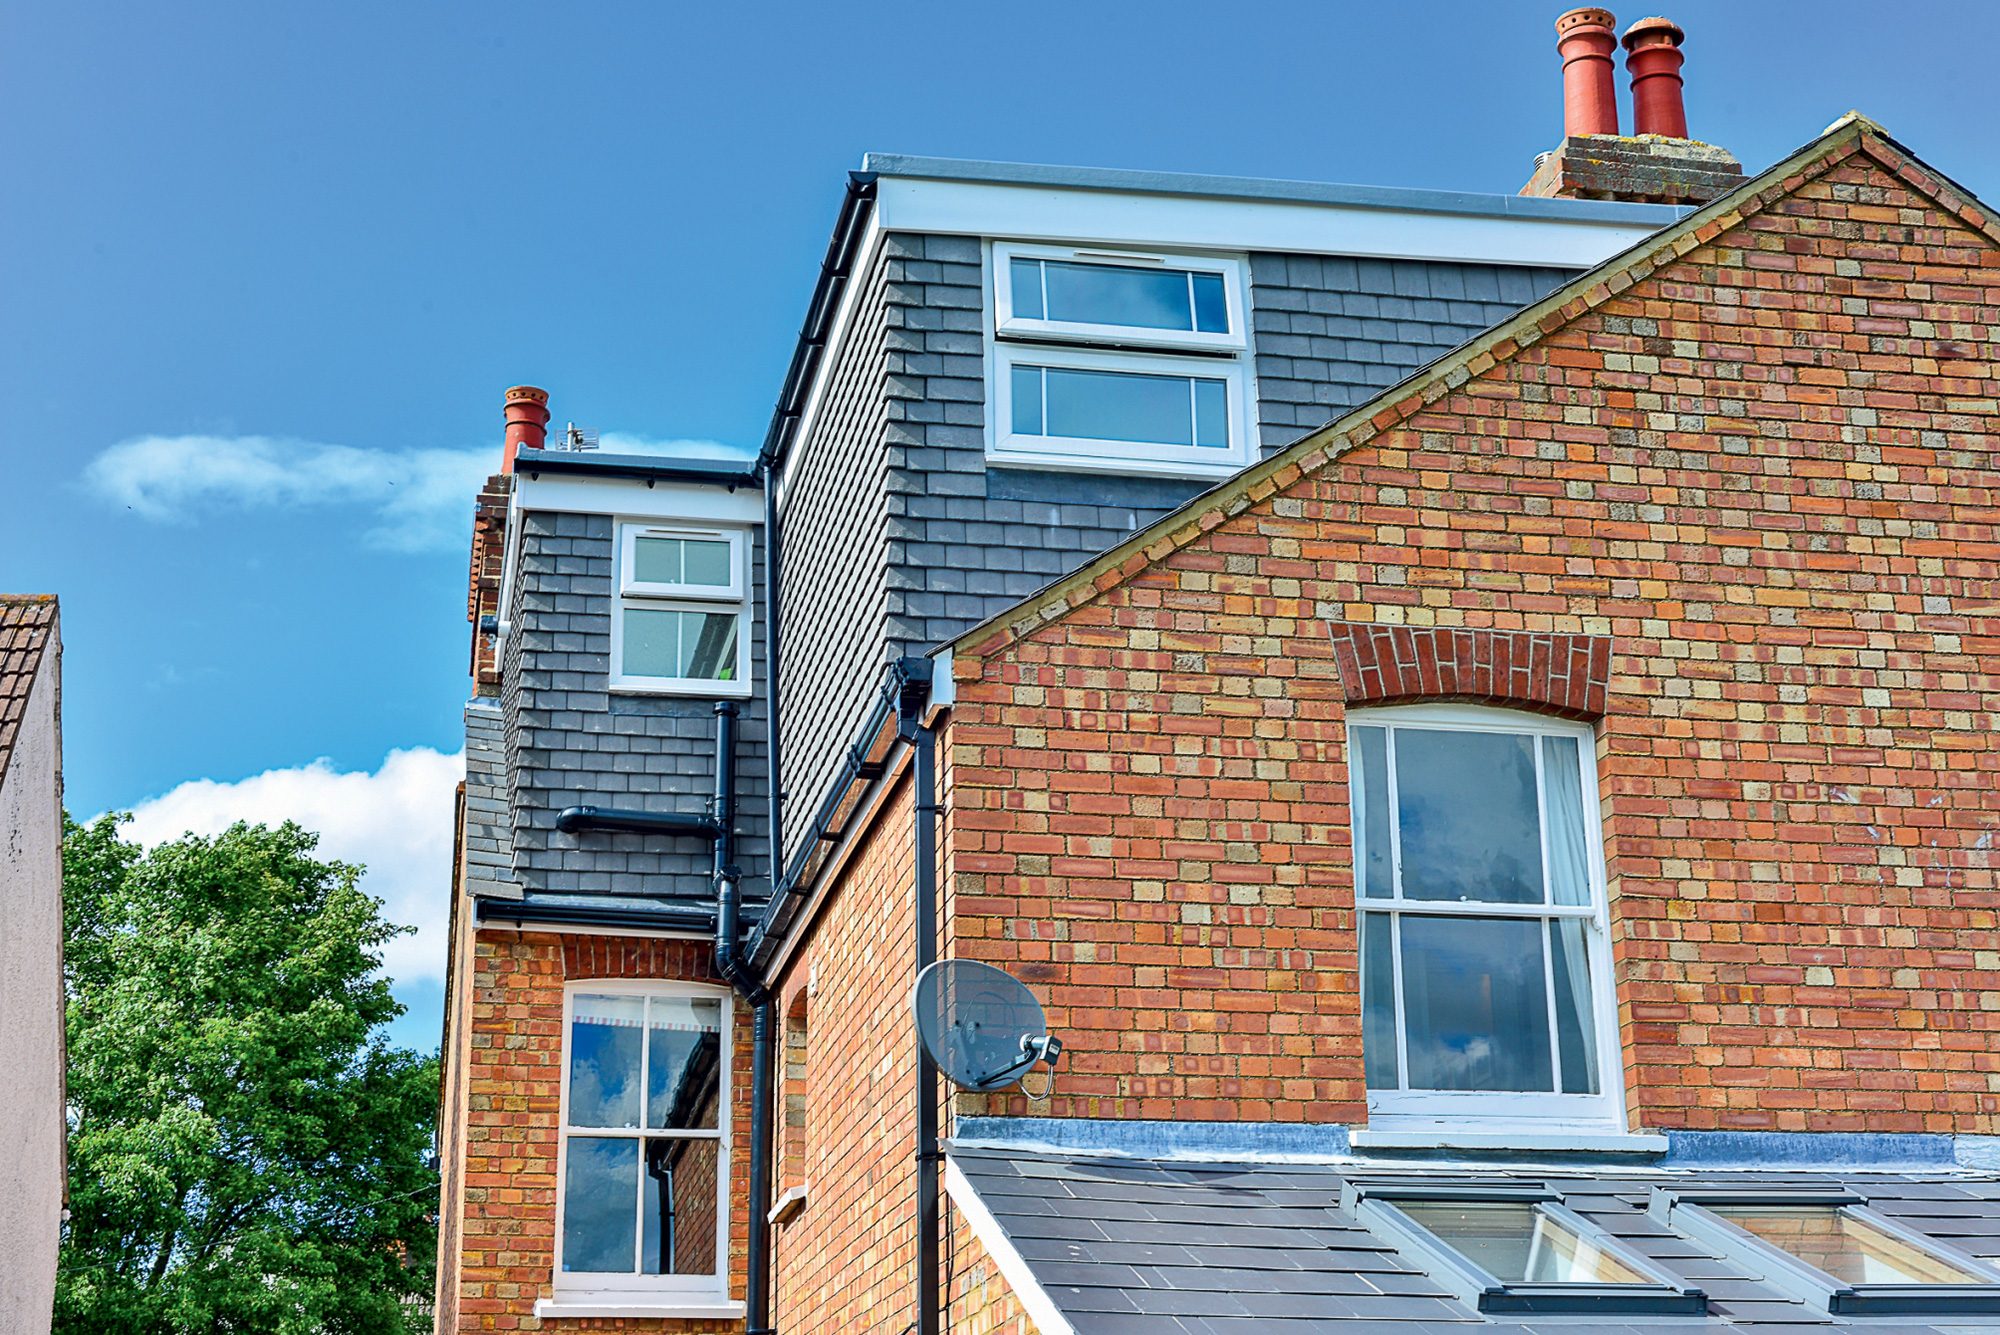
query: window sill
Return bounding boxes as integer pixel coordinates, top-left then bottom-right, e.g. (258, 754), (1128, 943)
(535, 1296), (744, 1320)
(769, 1182), (809, 1226)
(1350, 1127), (1668, 1155)
(607, 680), (754, 699)
(985, 450), (1248, 481)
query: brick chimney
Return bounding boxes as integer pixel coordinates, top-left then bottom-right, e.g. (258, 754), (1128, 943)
(1522, 9), (1742, 206)
(501, 384), (550, 472)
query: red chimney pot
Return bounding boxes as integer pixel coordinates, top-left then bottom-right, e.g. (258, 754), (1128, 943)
(1554, 8), (1621, 138)
(502, 385), (550, 472)
(1622, 15), (1689, 139)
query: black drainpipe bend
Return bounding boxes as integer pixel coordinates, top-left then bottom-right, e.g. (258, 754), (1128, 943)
(894, 658), (942, 1335)
(708, 702), (776, 1335)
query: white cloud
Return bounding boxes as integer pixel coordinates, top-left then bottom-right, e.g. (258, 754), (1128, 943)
(82, 430), (751, 553)
(596, 432), (754, 462)
(118, 747), (465, 991)
(84, 435), (498, 553)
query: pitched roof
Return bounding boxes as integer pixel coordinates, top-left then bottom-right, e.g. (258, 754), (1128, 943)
(954, 1146), (2000, 1332)
(0, 595), (58, 786)
(950, 113), (2000, 669)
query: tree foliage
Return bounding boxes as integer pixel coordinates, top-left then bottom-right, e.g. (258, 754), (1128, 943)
(57, 815), (439, 1335)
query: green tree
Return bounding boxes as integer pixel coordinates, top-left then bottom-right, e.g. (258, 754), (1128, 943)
(56, 815), (439, 1335)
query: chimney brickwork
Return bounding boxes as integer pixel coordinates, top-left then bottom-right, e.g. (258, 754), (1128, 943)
(1525, 9), (1741, 206)
(1523, 132), (1742, 205)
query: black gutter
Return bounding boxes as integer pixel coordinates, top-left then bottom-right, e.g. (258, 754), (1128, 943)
(745, 666), (902, 966)
(555, 805), (720, 838)
(473, 898), (717, 934)
(891, 657), (942, 1335)
(515, 447), (761, 490)
(755, 171), (878, 473)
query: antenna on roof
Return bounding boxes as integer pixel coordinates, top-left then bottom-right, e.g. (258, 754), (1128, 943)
(560, 421), (600, 452)
(912, 959), (1062, 1096)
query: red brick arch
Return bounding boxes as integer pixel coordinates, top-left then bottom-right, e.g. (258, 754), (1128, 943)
(1326, 623), (1611, 720)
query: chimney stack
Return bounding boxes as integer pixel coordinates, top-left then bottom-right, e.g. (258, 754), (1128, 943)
(1522, 8), (1740, 206)
(1556, 8), (1621, 137)
(1622, 17), (1688, 138)
(502, 385), (550, 471)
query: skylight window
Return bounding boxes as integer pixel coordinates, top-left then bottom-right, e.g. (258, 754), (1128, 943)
(1349, 1185), (1706, 1316)
(1654, 1190), (2000, 1316)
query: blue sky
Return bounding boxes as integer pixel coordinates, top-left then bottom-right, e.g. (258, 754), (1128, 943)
(5, 2), (1994, 1051)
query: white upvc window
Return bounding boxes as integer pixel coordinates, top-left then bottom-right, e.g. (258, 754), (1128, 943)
(551, 982), (732, 1308)
(1349, 704), (1628, 1135)
(611, 523), (751, 696)
(993, 243), (1247, 353)
(987, 243), (1254, 477)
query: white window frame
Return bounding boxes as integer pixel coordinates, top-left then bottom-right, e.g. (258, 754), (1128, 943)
(990, 343), (1253, 477)
(992, 242), (1247, 353)
(550, 980), (733, 1306)
(610, 522), (752, 697)
(1350, 703), (1629, 1135)
(986, 241), (1257, 479)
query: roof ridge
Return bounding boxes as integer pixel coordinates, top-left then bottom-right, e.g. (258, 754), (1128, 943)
(950, 113), (1997, 669)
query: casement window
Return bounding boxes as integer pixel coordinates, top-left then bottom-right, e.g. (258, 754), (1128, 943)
(1349, 1184), (1705, 1316)
(1653, 1189), (2000, 1316)
(1349, 705), (1625, 1134)
(611, 524), (751, 696)
(552, 984), (731, 1309)
(988, 242), (1253, 476)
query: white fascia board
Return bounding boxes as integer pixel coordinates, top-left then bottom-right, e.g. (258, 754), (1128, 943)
(876, 176), (1663, 269)
(944, 1158), (1079, 1335)
(512, 471), (764, 525)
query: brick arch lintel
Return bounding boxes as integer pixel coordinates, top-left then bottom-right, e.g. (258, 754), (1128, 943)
(1327, 623), (1611, 721)
(561, 935), (721, 983)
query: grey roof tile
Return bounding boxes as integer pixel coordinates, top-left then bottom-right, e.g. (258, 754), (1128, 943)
(952, 1147), (2000, 1332)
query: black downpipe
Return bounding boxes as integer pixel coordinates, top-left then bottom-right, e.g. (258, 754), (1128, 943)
(896, 661), (941, 1335)
(708, 702), (776, 1335)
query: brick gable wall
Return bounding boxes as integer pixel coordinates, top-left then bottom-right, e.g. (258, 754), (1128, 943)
(945, 144), (2000, 1134)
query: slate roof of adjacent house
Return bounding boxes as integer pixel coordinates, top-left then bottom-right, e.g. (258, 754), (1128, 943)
(0, 595), (58, 786)
(947, 112), (1996, 667)
(953, 1146), (2000, 1332)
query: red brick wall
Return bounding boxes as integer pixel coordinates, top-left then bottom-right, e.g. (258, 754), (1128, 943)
(945, 1205), (1034, 1335)
(768, 776), (929, 1333)
(948, 143), (2000, 1134)
(448, 929), (751, 1332)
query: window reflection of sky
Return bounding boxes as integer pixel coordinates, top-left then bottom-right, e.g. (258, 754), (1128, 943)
(562, 1137), (637, 1272)
(564, 995), (725, 1276)
(1400, 915), (1553, 1091)
(1395, 729), (1543, 903)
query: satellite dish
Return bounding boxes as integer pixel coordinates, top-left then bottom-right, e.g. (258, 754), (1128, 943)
(912, 959), (1063, 1093)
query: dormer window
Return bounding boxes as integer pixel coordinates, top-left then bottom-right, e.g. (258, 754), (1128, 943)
(988, 243), (1253, 477)
(611, 523), (751, 696)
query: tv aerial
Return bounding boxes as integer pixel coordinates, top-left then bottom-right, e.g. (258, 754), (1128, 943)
(912, 960), (1062, 1096)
